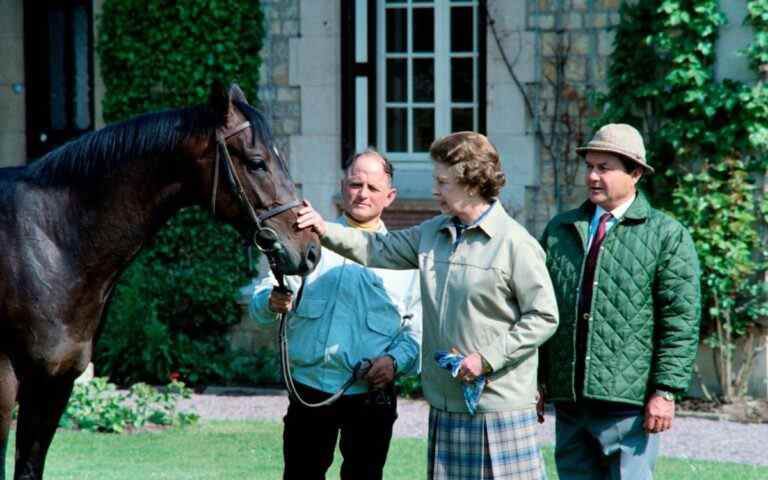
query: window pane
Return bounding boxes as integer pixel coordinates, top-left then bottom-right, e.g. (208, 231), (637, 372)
(387, 59), (407, 102)
(73, 5), (91, 130)
(452, 108), (474, 132)
(48, 7), (67, 129)
(413, 58), (434, 102)
(412, 8), (434, 52)
(386, 8), (406, 53)
(451, 7), (474, 52)
(387, 108), (407, 152)
(451, 57), (474, 102)
(413, 108), (434, 152)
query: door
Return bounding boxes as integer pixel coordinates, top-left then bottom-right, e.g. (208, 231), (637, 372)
(24, 0), (94, 161)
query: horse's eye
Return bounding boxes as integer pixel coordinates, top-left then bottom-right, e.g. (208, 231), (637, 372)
(245, 158), (268, 172)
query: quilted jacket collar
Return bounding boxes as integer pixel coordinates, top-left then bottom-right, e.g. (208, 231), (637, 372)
(561, 190), (651, 225)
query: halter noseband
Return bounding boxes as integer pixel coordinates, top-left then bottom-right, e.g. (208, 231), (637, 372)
(209, 121), (301, 253)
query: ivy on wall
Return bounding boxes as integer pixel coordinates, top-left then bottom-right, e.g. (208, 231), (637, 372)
(93, 0), (266, 386)
(597, 0), (767, 401)
(97, 0), (263, 122)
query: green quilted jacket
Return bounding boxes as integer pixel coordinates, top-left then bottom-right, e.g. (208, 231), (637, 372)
(539, 193), (701, 405)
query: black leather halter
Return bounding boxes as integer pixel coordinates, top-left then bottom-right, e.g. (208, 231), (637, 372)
(211, 121), (357, 408)
(209, 121), (301, 253)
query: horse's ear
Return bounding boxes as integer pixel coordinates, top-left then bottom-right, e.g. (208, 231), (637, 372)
(229, 84), (249, 105)
(208, 80), (231, 125)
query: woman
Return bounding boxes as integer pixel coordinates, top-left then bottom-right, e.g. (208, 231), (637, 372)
(297, 132), (558, 479)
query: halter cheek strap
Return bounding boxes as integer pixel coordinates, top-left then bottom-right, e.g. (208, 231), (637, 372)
(209, 121), (301, 251)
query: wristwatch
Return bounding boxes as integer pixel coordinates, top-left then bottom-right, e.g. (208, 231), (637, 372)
(654, 389), (675, 401)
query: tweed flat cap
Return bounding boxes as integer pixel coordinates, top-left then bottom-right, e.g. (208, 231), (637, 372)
(576, 123), (654, 173)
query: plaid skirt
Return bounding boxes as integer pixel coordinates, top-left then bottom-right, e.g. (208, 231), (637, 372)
(427, 407), (546, 480)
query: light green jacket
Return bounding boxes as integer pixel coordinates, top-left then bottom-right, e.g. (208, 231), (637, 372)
(322, 201), (559, 412)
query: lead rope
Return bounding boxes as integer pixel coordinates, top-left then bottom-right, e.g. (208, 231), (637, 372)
(210, 138), (221, 215)
(274, 266), (372, 408)
(210, 123), (359, 407)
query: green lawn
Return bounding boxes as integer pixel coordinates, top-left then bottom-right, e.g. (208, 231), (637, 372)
(4, 421), (767, 479)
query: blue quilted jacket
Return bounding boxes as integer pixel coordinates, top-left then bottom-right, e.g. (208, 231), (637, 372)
(540, 193), (701, 405)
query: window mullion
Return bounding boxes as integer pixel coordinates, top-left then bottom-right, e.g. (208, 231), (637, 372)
(434, 0), (449, 139)
(377, 0), (385, 154)
(473, 2), (479, 130)
(407, 4), (413, 154)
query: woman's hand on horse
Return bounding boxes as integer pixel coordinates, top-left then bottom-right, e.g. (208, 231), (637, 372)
(268, 289), (293, 313)
(365, 355), (396, 389)
(296, 200), (327, 236)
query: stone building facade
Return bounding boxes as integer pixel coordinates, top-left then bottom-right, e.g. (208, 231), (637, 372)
(0, 0), (765, 398)
(252, 0), (627, 237)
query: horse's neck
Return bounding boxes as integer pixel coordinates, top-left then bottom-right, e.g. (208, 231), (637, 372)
(69, 154), (192, 273)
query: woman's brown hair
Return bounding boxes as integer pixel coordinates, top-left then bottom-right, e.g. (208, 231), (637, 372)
(429, 131), (506, 200)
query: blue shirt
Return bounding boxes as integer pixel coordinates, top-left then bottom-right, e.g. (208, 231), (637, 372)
(249, 217), (422, 395)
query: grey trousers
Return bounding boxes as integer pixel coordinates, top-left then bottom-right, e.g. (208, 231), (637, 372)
(554, 402), (660, 480)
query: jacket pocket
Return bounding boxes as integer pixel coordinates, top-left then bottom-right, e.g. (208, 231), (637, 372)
(292, 297), (327, 319)
(287, 297), (328, 365)
(366, 306), (400, 337)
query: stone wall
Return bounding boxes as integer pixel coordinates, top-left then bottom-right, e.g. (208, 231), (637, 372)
(257, 0), (342, 222)
(0, 0), (26, 167)
(525, 0), (621, 236)
(257, 0), (302, 170)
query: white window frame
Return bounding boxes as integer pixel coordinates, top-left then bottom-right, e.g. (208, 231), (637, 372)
(377, 0), (479, 165)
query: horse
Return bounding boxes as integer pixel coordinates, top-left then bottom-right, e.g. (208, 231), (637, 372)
(0, 82), (321, 480)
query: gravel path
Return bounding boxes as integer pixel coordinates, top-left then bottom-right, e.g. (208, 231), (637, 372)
(179, 390), (768, 466)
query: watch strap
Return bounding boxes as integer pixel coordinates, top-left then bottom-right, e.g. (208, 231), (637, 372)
(654, 389), (675, 401)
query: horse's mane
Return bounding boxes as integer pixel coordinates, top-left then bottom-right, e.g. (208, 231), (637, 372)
(21, 101), (273, 187)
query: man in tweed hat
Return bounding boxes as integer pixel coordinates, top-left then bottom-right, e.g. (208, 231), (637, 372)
(539, 124), (701, 478)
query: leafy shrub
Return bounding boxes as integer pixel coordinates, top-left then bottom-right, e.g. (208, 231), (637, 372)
(93, 1), (265, 386)
(97, 0), (263, 122)
(60, 378), (199, 433)
(95, 209), (253, 386)
(396, 375), (423, 398)
(222, 347), (282, 386)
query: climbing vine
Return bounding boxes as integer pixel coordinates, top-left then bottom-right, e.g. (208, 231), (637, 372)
(598, 0), (767, 402)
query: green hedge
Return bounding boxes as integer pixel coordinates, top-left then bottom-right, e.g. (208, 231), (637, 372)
(93, 0), (266, 386)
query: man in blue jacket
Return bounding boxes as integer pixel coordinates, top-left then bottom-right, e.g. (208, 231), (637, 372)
(249, 149), (421, 480)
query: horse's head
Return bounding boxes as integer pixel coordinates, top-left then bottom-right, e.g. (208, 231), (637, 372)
(198, 82), (320, 276)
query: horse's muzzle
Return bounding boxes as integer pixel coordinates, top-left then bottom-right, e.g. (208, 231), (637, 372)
(263, 237), (320, 276)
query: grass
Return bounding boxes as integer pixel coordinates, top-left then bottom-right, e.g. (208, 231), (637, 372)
(3, 421), (767, 479)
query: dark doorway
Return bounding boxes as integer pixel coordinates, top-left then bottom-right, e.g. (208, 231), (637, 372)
(24, 0), (94, 161)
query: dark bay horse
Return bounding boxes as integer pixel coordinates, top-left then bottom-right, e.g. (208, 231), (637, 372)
(0, 83), (320, 479)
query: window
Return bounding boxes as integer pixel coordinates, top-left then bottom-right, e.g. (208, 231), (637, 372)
(341, 0), (484, 195)
(24, 0), (94, 160)
(378, 0), (480, 162)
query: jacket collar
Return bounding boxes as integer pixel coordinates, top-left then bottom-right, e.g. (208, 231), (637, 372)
(563, 190), (650, 225)
(438, 199), (505, 239)
(337, 215), (388, 233)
